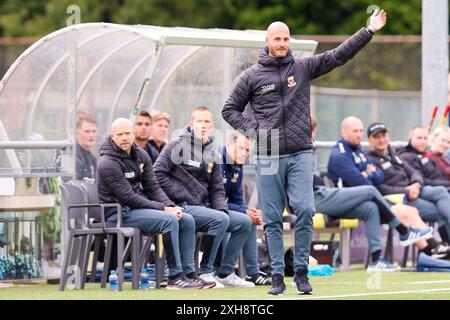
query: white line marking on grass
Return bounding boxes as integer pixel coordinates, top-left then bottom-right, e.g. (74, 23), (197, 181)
(408, 280), (450, 285)
(284, 287), (450, 299)
(313, 282), (361, 285)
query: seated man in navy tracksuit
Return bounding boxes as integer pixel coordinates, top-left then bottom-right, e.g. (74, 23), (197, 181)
(202, 132), (272, 285)
(327, 117), (443, 259)
(222, 133), (271, 284)
(327, 116), (384, 189)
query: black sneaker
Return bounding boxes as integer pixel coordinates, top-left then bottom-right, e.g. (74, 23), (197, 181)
(167, 274), (204, 290)
(292, 269), (313, 295)
(268, 274), (286, 295)
(246, 272), (272, 286)
(188, 274), (216, 289)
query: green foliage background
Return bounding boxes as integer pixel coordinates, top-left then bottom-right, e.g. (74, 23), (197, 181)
(0, 0), (427, 37)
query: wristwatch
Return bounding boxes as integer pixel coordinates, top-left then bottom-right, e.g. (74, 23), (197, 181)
(366, 27), (375, 35)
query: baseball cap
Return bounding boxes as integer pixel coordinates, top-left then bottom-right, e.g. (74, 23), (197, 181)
(367, 122), (388, 137)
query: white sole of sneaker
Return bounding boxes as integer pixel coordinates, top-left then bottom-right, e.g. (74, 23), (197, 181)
(267, 291), (286, 296)
(222, 285), (255, 288)
(199, 276), (225, 289)
(166, 286), (203, 290)
(209, 282), (225, 289)
(215, 278), (255, 288)
(431, 254), (448, 259)
(366, 268), (400, 273)
(291, 281), (313, 295)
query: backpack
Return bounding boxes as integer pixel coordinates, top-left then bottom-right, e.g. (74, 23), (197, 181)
(258, 239), (296, 276)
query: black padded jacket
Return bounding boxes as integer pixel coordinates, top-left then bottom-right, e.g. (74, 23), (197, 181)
(153, 127), (228, 212)
(97, 137), (174, 219)
(222, 28), (373, 155)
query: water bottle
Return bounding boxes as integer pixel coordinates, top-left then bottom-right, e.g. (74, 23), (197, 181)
(147, 266), (156, 289)
(147, 265), (156, 280)
(140, 268), (150, 290)
(109, 270), (119, 292)
(148, 279), (156, 289)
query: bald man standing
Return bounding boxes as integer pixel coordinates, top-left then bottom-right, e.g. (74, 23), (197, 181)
(222, 11), (387, 295)
(97, 118), (210, 290)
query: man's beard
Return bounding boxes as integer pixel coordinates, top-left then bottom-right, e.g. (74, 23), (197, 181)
(135, 135), (149, 142)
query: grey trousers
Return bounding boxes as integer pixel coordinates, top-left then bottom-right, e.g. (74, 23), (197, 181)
(409, 185), (450, 242)
(256, 150), (315, 276)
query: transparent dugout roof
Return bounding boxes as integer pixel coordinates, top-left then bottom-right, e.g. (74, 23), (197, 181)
(0, 23), (317, 174)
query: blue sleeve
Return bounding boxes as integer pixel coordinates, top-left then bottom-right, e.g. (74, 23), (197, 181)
(229, 175), (245, 204)
(368, 164), (384, 185)
(329, 152), (372, 187)
(225, 167), (247, 213)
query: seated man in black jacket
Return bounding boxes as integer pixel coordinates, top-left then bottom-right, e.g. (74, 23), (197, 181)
(311, 117), (432, 270)
(327, 118), (449, 259)
(75, 114), (98, 181)
(367, 122), (450, 245)
(397, 125), (450, 190)
(97, 118), (205, 290)
(154, 106), (254, 288)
